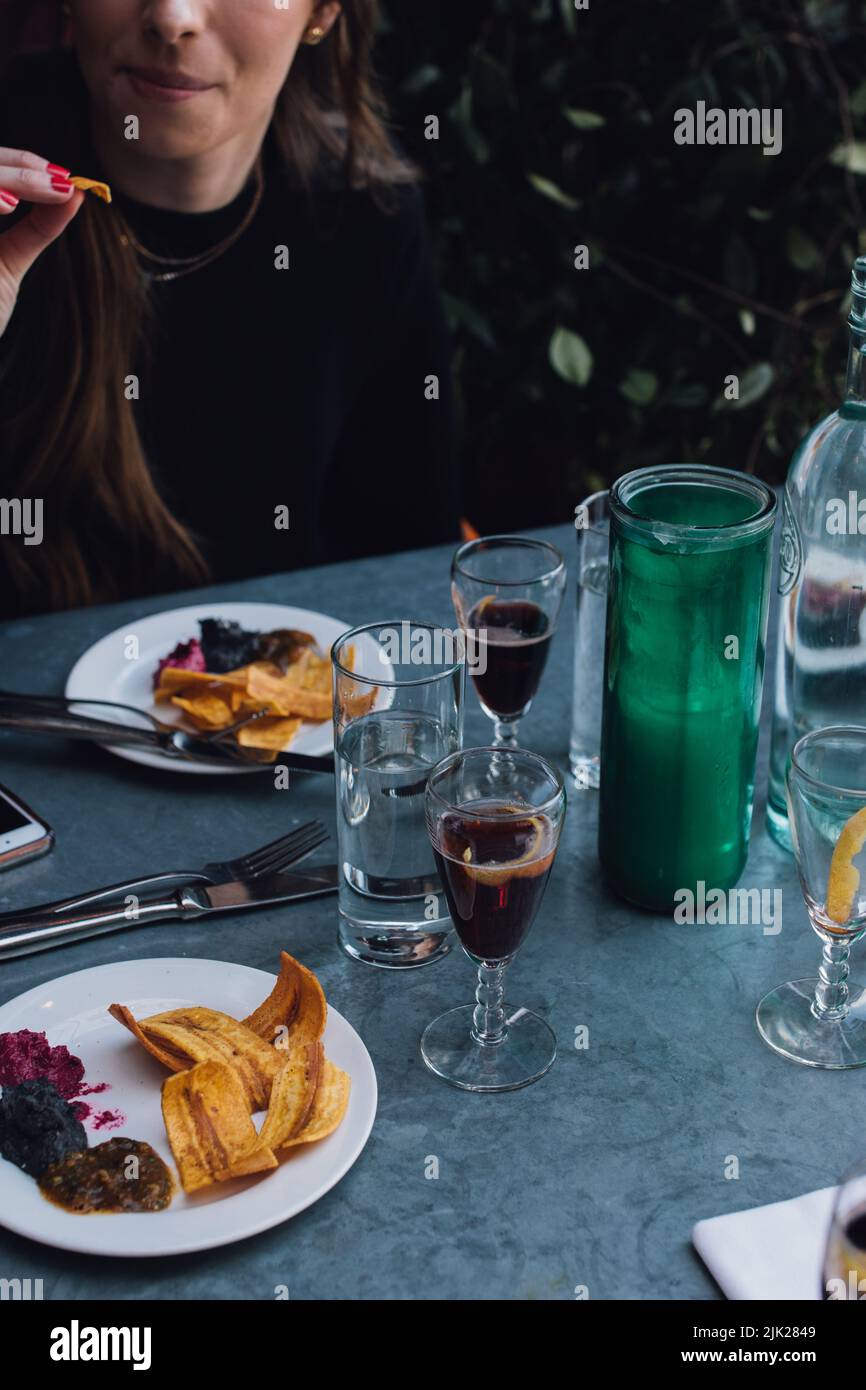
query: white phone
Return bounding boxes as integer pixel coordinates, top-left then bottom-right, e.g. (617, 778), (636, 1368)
(0, 784), (54, 871)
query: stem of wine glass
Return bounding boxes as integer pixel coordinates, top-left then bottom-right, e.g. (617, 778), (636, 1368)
(471, 962), (508, 1046)
(492, 718), (519, 750)
(812, 934), (851, 1022)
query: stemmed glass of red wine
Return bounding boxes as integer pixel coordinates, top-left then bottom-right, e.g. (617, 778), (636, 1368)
(451, 537), (566, 750)
(422, 747), (566, 1092)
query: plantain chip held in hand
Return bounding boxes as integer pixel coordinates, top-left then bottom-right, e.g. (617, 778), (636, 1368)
(69, 175), (112, 203)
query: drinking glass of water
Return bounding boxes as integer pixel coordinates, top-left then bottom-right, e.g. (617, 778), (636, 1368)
(332, 620), (465, 968)
(569, 490), (609, 789)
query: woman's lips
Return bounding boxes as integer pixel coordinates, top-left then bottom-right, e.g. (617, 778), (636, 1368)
(123, 68), (216, 104)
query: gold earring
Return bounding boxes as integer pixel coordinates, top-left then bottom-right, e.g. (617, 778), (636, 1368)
(304, 26), (326, 46)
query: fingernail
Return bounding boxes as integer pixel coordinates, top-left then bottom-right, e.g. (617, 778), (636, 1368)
(47, 163), (70, 176)
(0, 191), (19, 207)
(51, 176), (74, 192)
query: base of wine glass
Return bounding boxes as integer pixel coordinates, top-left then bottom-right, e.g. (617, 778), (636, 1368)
(756, 978), (866, 1069)
(420, 1004), (556, 1092)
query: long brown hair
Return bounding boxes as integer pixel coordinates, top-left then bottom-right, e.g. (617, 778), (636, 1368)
(3, 1), (412, 614)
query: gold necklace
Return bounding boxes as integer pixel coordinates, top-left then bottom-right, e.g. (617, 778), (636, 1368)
(118, 160), (265, 284)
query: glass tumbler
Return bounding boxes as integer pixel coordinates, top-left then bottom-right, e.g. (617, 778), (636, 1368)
(332, 620), (464, 967)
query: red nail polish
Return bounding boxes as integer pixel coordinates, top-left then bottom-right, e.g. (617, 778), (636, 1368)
(47, 163), (70, 176)
(51, 176), (73, 192)
(0, 191), (19, 207)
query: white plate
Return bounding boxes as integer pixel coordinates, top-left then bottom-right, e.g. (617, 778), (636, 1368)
(0, 957), (377, 1258)
(65, 602), (352, 775)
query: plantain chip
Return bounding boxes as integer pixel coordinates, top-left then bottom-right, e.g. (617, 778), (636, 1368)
(156, 667), (248, 694)
(235, 716), (303, 750)
(245, 662), (331, 722)
(170, 693), (235, 729)
(241, 949), (301, 1041)
(112, 953), (349, 1197)
(283, 955), (327, 1049)
(283, 1058), (350, 1149)
(229, 688), (263, 714)
(154, 639), (333, 747)
(108, 1003), (188, 1073)
(69, 175), (112, 203)
(334, 646), (379, 723)
(257, 1041), (322, 1151)
(162, 1060), (277, 1193)
(109, 1005), (283, 1111)
(294, 648), (332, 692)
(242, 950), (326, 1051)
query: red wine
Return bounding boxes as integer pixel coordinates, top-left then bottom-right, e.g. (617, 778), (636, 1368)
(433, 803), (555, 962)
(467, 599), (552, 719)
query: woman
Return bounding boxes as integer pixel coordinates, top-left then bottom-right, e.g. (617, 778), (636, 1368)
(0, 1), (459, 619)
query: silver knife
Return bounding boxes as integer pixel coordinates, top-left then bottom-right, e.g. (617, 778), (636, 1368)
(0, 698), (334, 772)
(0, 865), (339, 960)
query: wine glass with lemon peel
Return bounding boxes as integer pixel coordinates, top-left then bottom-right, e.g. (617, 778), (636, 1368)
(421, 747), (566, 1091)
(757, 727), (866, 1068)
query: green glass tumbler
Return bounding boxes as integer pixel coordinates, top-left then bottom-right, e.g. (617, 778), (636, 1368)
(598, 465), (777, 911)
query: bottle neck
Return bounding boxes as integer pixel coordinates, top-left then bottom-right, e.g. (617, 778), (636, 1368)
(845, 267), (866, 404)
(844, 328), (866, 404)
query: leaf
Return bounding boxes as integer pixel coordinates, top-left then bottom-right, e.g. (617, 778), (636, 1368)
(402, 65), (441, 96)
(450, 85), (490, 164)
(619, 368), (658, 406)
(528, 172), (581, 210)
(563, 108), (606, 130)
(543, 60), (568, 91)
(786, 227), (820, 272)
(713, 362), (775, 412)
(441, 293), (496, 350)
(830, 143), (866, 175)
(666, 383), (708, 409)
(549, 327), (593, 387)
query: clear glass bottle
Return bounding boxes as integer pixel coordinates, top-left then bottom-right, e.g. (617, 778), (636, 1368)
(767, 257), (866, 850)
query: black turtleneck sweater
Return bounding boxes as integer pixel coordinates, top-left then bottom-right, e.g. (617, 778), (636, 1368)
(0, 51), (459, 619)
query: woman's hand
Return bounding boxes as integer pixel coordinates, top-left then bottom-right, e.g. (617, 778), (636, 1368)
(0, 149), (84, 339)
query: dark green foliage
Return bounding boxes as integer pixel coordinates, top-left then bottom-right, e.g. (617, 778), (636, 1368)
(378, 0), (866, 529)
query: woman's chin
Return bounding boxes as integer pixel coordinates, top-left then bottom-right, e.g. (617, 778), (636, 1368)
(128, 133), (223, 162)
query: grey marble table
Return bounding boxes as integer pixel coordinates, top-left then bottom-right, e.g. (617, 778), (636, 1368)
(0, 524), (843, 1301)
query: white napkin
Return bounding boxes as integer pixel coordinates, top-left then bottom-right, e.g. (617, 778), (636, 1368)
(692, 1187), (837, 1300)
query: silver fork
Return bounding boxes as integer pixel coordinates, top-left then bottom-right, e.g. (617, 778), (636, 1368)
(0, 820), (330, 925)
(0, 691), (281, 767)
(0, 689), (259, 740)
